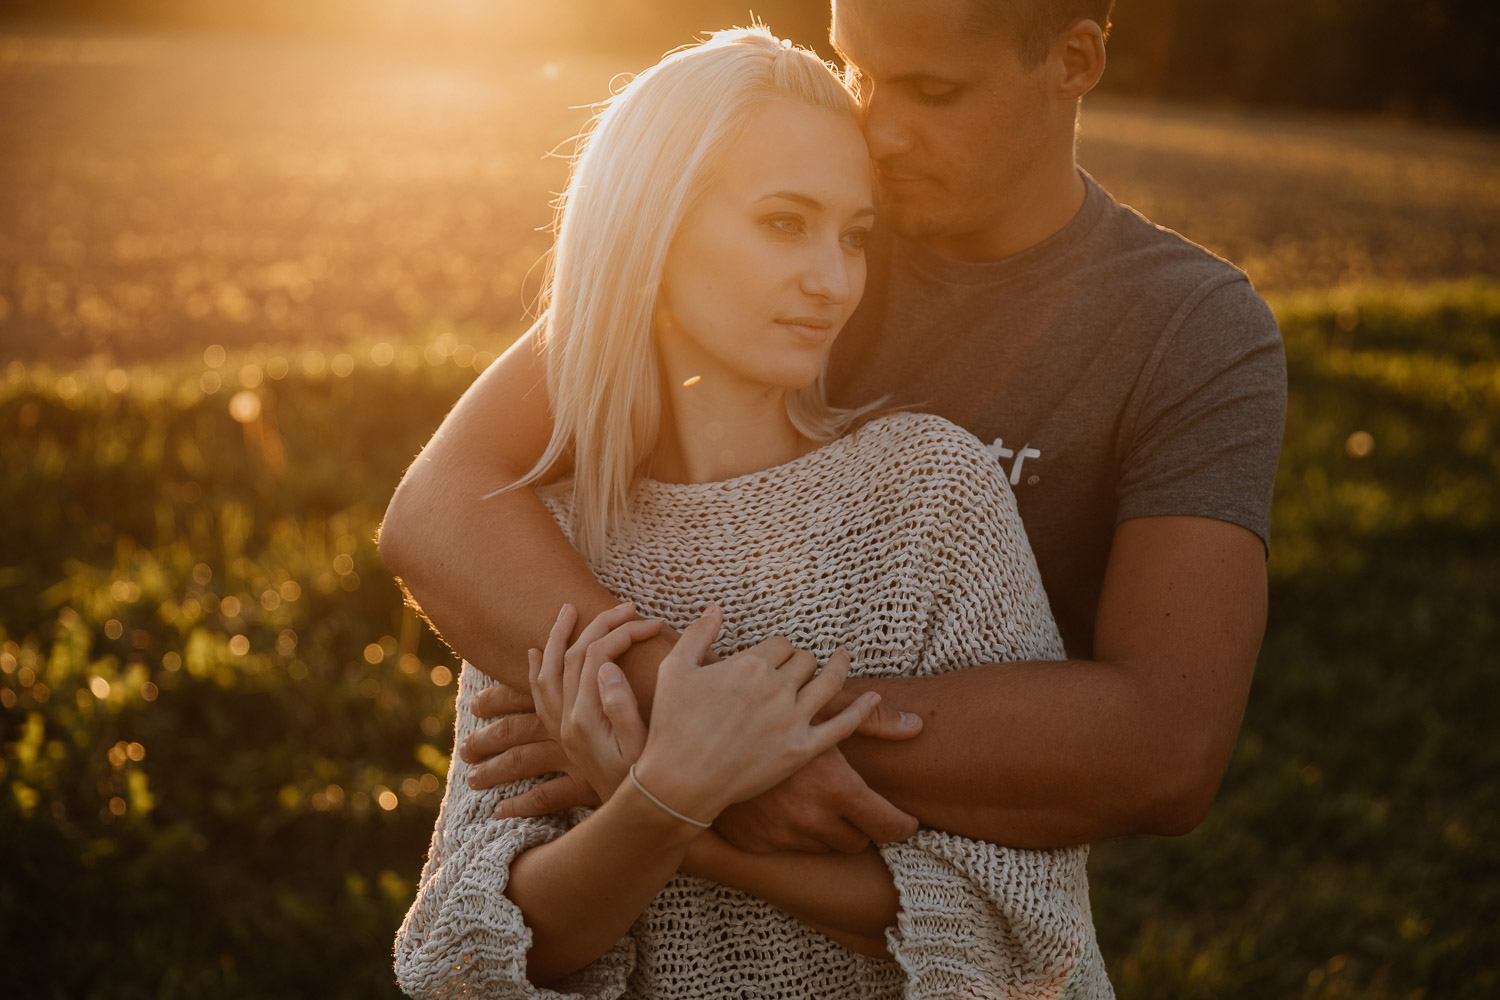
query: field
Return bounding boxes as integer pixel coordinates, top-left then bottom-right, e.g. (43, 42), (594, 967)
(3, 25), (1499, 1000)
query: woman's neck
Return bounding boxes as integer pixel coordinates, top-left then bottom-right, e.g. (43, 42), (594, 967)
(650, 376), (813, 484)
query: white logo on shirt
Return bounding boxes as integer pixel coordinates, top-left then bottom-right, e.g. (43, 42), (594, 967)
(985, 438), (1041, 486)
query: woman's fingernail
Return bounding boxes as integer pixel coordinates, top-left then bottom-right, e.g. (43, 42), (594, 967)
(900, 711), (919, 726)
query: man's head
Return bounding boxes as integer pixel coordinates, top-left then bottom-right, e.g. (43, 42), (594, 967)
(832, 0), (1110, 260)
(963, 0), (1113, 69)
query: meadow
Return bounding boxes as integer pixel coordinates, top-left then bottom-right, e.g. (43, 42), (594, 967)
(2, 25), (1498, 1000)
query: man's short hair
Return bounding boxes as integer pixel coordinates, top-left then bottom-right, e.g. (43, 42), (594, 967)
(967, 0), (1115, 67)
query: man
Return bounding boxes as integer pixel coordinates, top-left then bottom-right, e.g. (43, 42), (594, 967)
(378, 0), (1285, 854)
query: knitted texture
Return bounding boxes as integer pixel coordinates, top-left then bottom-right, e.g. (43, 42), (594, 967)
(395, 412), (1112, 999)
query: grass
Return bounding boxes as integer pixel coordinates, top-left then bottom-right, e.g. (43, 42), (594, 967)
(2, 22), (1497, 1000)
(4, 284), (1497, 998)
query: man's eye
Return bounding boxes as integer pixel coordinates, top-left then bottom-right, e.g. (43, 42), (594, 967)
(914, 85), (958, 106)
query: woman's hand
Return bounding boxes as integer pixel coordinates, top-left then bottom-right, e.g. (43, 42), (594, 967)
(530, 602), (663, 801)
(632, 606), (882, 827)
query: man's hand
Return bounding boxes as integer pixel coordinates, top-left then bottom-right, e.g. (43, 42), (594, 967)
(464, 650), (926, 845)
(459, 685), (601, 817)
(711, 745), (919, 854)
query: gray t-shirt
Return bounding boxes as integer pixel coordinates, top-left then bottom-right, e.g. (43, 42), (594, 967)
(828, 172), (1286, 658)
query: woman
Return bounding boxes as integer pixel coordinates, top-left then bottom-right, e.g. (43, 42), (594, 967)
(394, 27), (1111, 1000)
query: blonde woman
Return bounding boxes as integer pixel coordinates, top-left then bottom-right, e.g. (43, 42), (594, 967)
(394, 27), (1111, 1000)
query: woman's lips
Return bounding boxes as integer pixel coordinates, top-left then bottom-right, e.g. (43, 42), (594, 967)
(777, 317), (834, 343)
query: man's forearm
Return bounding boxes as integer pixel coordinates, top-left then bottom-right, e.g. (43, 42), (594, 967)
(377, 332), (645, 689)
(839, 657), (1233, 848)
(839, 516), (1266, 849)
(383, 475), (622, 688)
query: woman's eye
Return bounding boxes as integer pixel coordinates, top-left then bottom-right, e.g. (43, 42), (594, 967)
(765, 216), (804, 236)
(841, 228), (869, 252)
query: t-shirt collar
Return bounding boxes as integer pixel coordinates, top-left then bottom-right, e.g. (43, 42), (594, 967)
(897, 169), (1109, 286)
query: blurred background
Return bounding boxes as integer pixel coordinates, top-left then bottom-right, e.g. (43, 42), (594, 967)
(1, 1), (1496, 997)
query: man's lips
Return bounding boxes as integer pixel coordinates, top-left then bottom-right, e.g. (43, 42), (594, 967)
(875, 163), (927, 186)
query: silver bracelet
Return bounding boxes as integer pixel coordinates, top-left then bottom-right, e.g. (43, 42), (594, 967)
(628, 764), (712, 829)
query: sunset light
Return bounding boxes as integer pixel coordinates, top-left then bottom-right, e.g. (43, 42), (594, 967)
(2, 1), (1496, 998)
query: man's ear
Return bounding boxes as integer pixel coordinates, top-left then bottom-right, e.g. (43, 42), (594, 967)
(1052, 19), (1106, 100)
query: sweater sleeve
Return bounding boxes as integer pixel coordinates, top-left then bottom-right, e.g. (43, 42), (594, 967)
(873, 420), (1111, 998)
(393, 663), (637, 999)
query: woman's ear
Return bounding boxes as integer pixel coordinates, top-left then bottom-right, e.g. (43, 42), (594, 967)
(1052, 19), (1107, 101)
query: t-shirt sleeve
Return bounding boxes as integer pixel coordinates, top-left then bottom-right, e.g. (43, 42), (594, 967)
(393, 663), (636, 999)
(1115, 277), (1286, 547)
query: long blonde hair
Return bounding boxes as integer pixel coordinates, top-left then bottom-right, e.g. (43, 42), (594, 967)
(505, 26), (877, 561)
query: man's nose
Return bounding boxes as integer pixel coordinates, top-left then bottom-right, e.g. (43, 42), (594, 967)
(860, 84), (914, 161)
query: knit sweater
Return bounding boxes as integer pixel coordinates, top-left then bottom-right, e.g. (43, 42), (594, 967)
(394, 412), (1114, 1000)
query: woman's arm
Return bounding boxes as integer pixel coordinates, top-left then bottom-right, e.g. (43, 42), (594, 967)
(506, 780), (703, 985)
(503, 605), (884, 983)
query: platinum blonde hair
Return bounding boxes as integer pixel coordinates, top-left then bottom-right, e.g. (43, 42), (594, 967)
(507, 26), (878, 562)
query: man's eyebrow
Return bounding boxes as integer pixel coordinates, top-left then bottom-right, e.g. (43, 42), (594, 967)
(757, 191), (876, 219)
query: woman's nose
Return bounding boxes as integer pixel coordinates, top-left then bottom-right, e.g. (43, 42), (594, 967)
(801, 239), (853, 304)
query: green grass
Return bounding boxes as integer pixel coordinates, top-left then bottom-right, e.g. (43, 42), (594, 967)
(3, 284), (1497, 997)
(1093, 281), (1500, 1000)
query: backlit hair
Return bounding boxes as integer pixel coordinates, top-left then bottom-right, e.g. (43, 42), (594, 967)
(966, 0), (1114, 67)
(503, 26), (876, 562)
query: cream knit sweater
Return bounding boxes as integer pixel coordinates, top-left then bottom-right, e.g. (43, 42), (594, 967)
(395, 412), (1114, 1000)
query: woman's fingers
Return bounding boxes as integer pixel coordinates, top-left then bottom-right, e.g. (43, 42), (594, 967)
(794, 648), (852, 717)
(562, 602), (640, 712)
(572, 618), (662, 728)
(536, 604), (578, 730)
(777, 647), (819, 689)
(809, 691), (883, 754)
(597, 661), (647, 761)
(665, 605), (724, 671)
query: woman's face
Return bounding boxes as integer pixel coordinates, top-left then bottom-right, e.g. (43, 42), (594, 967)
(656, 98), (874, 397)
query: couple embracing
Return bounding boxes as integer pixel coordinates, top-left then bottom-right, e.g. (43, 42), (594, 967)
(382, 1), (1286, 996)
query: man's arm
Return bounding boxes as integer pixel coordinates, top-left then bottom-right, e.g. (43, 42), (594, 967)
(379, 330), (679, 690)
(477, 513), (1264, 852)
(826, 514), (1265, 847)
(381, 330), (922, 836)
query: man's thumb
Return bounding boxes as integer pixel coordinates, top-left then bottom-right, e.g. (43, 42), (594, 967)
(853, 701), (923, 741)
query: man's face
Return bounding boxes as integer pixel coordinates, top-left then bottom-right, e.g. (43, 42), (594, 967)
(832, 0), (1060, 260)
